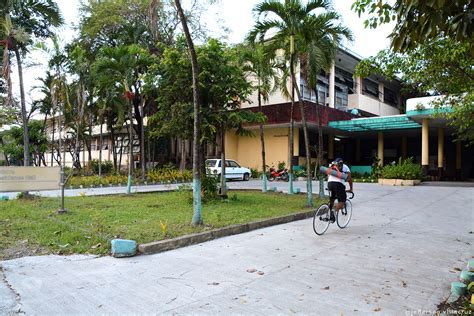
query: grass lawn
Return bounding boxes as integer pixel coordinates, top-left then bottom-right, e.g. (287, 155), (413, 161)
(0, 191), (319, 259)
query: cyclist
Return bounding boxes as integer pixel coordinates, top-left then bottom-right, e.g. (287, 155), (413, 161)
(327, 157), (353, 223)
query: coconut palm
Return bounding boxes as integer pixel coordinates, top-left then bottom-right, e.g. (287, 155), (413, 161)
(0, 0), (63, 166)
(248, 0), (331, 203)
(299, 12), (352, 198)
(248, 0), (352, 207)
(241, 43), (281, 192)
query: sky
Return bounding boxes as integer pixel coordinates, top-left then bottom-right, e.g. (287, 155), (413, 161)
(14, 0), (395, 118)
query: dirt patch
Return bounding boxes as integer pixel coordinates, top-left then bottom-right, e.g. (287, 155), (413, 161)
(437, 294), (473, 315)
(0, 241), (48, 261)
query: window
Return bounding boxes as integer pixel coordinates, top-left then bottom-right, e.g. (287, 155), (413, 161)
(363, 79), (379, 98)
(206, 160), (217, 167)
(227, 160), (240, 168)
(384, 87), (398, 107)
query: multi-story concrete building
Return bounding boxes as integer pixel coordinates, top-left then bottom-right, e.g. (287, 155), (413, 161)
(37, 46), (472, 180)
(224, 48), (472, 180)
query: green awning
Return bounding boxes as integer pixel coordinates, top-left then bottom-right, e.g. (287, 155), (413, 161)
(329, 115), (421, 132)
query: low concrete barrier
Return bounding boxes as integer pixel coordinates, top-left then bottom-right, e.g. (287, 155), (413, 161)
(138, 209), (316, 255)
(378, 179), (421, 186)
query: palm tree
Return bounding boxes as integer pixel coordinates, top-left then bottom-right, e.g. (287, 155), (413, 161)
(241, 43), (281, 192)
(175, 0), (203, 226)
(32, 72), (55, 165)
(299, 12), (352, 198)
(248, 0), (352, 207)
(248, 0), (328, 202)
(1, 0), (63, 166)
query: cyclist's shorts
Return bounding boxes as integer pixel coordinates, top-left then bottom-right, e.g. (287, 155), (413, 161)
(328, 181), (347, 202)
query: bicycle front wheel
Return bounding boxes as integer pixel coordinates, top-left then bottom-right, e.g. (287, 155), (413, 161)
(337, 200), (352, 229)
(313, 204), (331, 235)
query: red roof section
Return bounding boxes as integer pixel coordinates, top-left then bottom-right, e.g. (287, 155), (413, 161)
(244, 101), (353, 126)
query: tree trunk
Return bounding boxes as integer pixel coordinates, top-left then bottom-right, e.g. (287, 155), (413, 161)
(14, 46), (29, 166)
(288, 44), (295, 195)
(179, 138), (186, 171)
(51, 116), (55, 166)
(140, 101), (146, 180)
(87, 115), (92, 164)
(292, 74), (313, 207)
(258, 87), (267, 192)
(110, 126), (118, 173)
(99, 117), (103, 177)
(315, 87), (325, 199)
(127, 103), (134, 194)
(175, 0), (203, 226)
(220, 122), (227, 198)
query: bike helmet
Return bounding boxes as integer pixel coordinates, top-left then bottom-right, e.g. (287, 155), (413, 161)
(334, 157), (344, 169)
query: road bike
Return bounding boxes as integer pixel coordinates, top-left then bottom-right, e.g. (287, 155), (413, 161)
(313, 189), (354, 235)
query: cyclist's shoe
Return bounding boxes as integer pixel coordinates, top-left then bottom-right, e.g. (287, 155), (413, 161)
(330, 211), (336, 223)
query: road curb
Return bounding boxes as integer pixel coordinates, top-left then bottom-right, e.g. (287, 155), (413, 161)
(138, 209), (315, 255)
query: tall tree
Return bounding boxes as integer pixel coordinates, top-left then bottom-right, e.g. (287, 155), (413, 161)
(175, 0), (203, 226)
(241, 43), (281, 192)
(0, 0), (63, 166)
(299, 12), (352, 198)
(249, 0), (351, 207)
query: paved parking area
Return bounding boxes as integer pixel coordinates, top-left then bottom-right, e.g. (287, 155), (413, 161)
(1, 183), (472, 314)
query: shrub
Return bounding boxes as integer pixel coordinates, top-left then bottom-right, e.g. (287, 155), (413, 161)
(147, 167), (192, 183)
(200, 172), (220, 203)
(371, 157), (383, 179)
(90, 159), (113, 175)
(277, 161), (286, 171)
(250, 168), (261, 179)
(380, 157), (424, 180)
(294, 169), (306, 178)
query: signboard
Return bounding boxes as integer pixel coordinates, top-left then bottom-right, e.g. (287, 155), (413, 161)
(0, 167), (60, 192)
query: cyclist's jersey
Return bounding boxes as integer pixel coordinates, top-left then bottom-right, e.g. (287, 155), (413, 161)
(328, 163), (350, 183)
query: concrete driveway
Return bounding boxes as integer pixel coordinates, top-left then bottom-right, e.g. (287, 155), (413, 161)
(1, 183), (472, 315)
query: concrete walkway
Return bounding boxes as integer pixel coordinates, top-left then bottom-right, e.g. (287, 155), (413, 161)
(1, 184), (473, 315)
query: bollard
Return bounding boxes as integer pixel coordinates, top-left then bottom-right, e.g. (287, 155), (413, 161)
(451, 282), (467, 296)
(468, 259), (474, 272)
(460, 270), (474, 283)
(111, 239), (137, 258)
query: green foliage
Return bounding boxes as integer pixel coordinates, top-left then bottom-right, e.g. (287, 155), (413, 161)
(0, 106), (17, 127)
(0, 191), (312, 259)
(351, 0), (474, 55)
(200, 172), (220, 203)
(147, 167), (193, 183)
(354, 38), (474, 143)
(90, 159), (113, 175)
(277, 161), (286, 171)
(371, 157), (383, 179)
(68, 165), (193, 188)
(294, 169), (306, 178)
(149, 38), (255, 145)
(251, 168), (262, 179)
(380, 157), (424, 180)
(0, 120), (48, 165)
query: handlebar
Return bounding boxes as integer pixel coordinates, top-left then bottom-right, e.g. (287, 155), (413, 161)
(346, 191), (354, 199)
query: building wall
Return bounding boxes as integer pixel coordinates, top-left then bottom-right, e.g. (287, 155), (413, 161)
(240, 63), (301, 109)
(348, 94), (400, 116)
(225, 127), (299, 171)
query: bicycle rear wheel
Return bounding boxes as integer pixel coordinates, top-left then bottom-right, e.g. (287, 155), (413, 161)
(313, 204), (331, 235)
(337, 200), (352, 229)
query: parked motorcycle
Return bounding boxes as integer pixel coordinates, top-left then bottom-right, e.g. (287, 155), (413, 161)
(268, 167), (289, 182)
